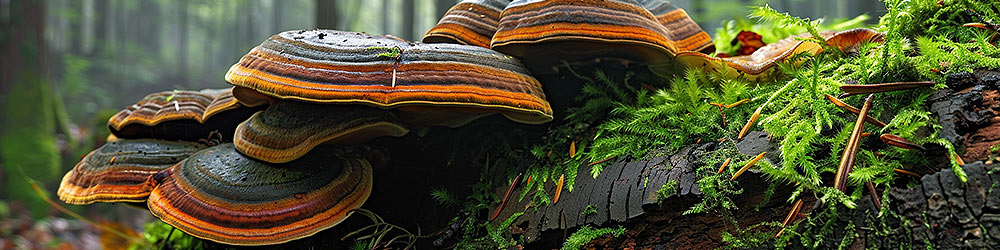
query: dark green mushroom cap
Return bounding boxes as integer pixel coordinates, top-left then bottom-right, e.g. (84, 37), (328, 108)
(147, 143), (372, 246)
(57, 139), (207, 205)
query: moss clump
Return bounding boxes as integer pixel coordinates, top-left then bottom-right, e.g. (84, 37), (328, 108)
(656, 180), (680, 202)
(561, 225), (625, 250)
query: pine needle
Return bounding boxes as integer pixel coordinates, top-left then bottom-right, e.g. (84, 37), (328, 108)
(732, 152), (766, 181)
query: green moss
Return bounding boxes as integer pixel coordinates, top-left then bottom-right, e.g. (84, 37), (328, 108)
(580, 204), (598, 217)
(1, 77), (62, 218)
(131, 221), (205, 250)
(561, 225), (625, 250)
(655, 180), (680, 203)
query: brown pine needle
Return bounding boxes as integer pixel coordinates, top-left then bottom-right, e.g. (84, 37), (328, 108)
(717, 158), (732, 174)
(880, 134), (926, 151)
(834, 94), (874, 192)
(840, 81), (935, 94)
(775, 227), (787, 238)
(824, 94), (887, 127)
(951, 152), (966, 166)
(587, 156), (616, 166)
(710, 102), (725, 107)
(490, 173), (521, 221)
(553, 174), (565, 204)
(738, 107), (762, 140)
(718, 105), (728, 128)
(725, 98), (750, 108)
(893, 168), (921, 178)
(776, 199), (804, 238)
(866, 181), (882, 211)
(781, 199), (805, 226)
(569, 141), (576, 158)
(731, 152), (766, 181)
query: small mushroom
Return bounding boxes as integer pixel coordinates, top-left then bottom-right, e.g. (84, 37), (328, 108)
(109, 88), (259, 142)
(234, 100), (408, 163)
(108, 90), (215, 141)
(225, 30), (552, 126)
(675, 28), (883, 81)
(423, 0), (511, 48)
(57, 139), (207, 205)
(147, 143), (372, 246)
(491, 0), (713, 74)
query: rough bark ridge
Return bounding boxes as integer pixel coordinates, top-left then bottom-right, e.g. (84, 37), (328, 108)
(932, 70), (1000, 162)
(889, 161), (999, 249)
(488, 131), (791, 249)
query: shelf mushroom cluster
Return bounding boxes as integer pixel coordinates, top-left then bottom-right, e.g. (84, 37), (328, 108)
(424, 0), (883, 80)
(59, 0), (889, 246)
(58, 30), (552, 245)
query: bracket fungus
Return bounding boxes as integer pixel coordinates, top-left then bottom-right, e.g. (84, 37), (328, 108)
(491, 0), (714, 75)
(57, 139), (207, 205)
(225, 29), (552, 127)
(147, 143), (372, 246)
(423, 0), (511, 48)
(234, 100), (408, 163)
(108, 88), (259, 141)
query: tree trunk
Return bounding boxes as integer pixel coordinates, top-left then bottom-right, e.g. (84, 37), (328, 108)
(91, 0), (108, 57)
(381, 0), (391, 35)
(402, 0), (415, 40)
(435, 0), (453, 20)
(177, 0), (189, 87)
(273, 0), (283, 31)
(0, 0), (62, 218)
(315, 0), (338, 29)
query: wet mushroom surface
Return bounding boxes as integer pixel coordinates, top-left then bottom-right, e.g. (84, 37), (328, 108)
(147, 143), (373, 246)
(491, 0), (714, 75)
(57, 139), (207, 205)
(225, 29), (553, 127)
(422, 0), (511, 48)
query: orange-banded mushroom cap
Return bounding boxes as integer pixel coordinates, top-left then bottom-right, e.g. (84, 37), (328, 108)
(674, 28), (884, 81)
(147, 143), (372, 246)
(234, 100), (408, 163)
(225, 29), (552, 126)
(57, 139), (206, 205)
(423, 0), (511, 48)
(109, 88), (259, 141)
(491, 0), (713, 74)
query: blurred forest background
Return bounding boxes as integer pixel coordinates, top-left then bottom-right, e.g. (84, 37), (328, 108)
(0, 0), (884, 248)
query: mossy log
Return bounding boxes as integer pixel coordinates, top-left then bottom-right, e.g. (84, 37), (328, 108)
(489, 69), (1000, 249)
